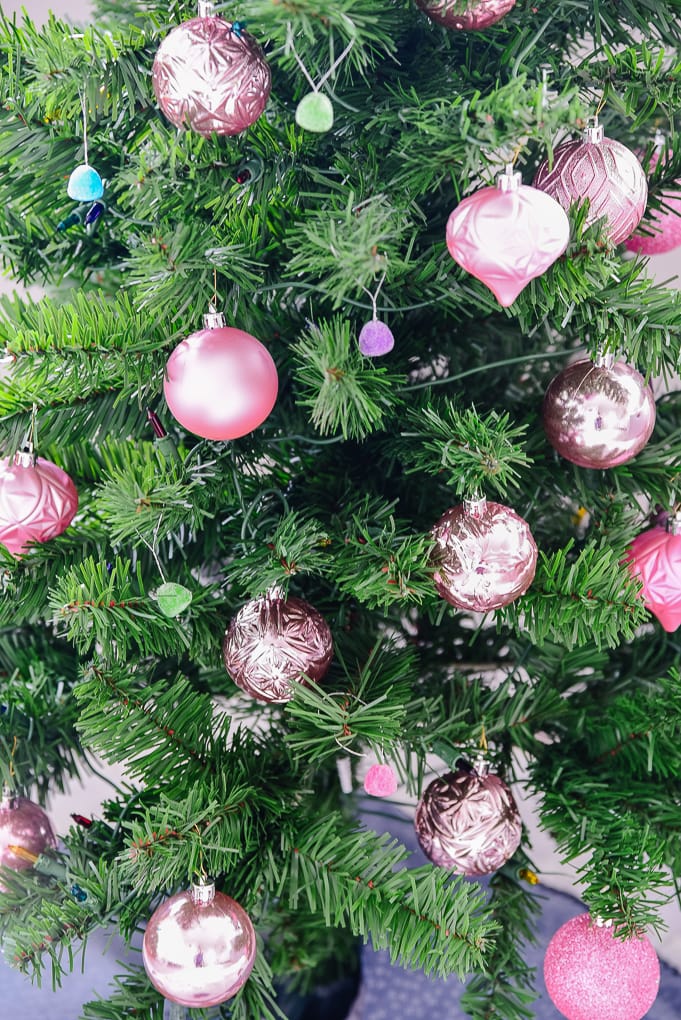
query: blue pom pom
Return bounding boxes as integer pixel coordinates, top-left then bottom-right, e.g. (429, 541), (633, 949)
(67, 164), (104, 202)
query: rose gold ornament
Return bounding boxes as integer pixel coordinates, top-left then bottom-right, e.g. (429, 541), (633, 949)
(223, 589), (333, 703)
(626, 515), (681, 632)
(431, 497), (537, 612)
(142, 880), (256, 1007)
(416, 0), (516, 30)
(542, 356), (655, 470)
(0, 791), (57, 885)
(152, 11), (271, 137)
(446, 165), (570, 306)
(533, 119), (647, 245)
(415, 761), (522, 875)
(0, 450), (78, 556)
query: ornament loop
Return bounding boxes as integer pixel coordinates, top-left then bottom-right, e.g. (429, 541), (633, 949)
(203, 305), (227, 331)
(666, 510), (681, 536)
(463, 495), (488, 517)
(197, 0), (217, 16)
(582, 116), (604, 144)
(594, 349), (616, 369)
(497, 164), (522, 192)
(190, 877), (216, 906)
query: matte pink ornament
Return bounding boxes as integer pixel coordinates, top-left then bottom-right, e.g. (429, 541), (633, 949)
(164, 309), (278, 441)
(0, 792), (57, 886)
(152, 14), (271, 137)
(0, 452), (78, 556)
(542, 357), (655, 470)
(626, 147), (681, 255)
(358, 320), (395, 357)
(533, 120), (647, 245)
(431, 496), (537, 612)
(446, 166), (570, 306)
(544, 913), (660, 1020)
(416, 0), (516, 30)
(626, 522), (681, 632)
(363, 764), (398, 797)
(142, 881), (256, 1007)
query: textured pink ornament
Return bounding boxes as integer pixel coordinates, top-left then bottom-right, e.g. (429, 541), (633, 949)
(358, 320), (395, 357)
(143, 881), (256, 1007)
(626, 522), (681, 631)
(416, 0), (516, 30)
(0, 793), (57, 884)
(415, 762), (521, 876)
(223, 590), (333, 703)
(544, 913), (660, 1020)
(446, 166), (570, 306)
(542, 357), (655, 470)
(164, 310), (278, 441)
(533, 121), (647, 245)
(626, 147), (681, 255)
(152, 15), (271, 137)
(431, 497), (537, 611)
(0, 452), (78, 556)
(363, 764), (398, 797)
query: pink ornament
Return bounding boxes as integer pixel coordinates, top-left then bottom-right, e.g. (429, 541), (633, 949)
(533, 120), (647, 245)
(143, 881), (256, 1007)
(152, 14), (271, 137)
(626, 146), (681, 255)
(544, 913), (660, 1020)
(0, 452), (78, 556)
(0, 793), (57, 886)
(416, 0), (516, 30)
(542, 357), (655, 470)
(626, 522), (681, 631)
(431, 496), (537, 612)
(363, 764), (398, 797)
(358, 320), (395, 357)
(446, 166), (570, 306)
(164, 310), (278, 441)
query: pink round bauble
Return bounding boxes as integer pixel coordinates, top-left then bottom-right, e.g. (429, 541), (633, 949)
(431, 497), (537, 611)
(446, 167), (570, 306)
(363, 764), (398, 797)
(142, 881), (256, 1007)
(0, 453), (78, 556)
(416, 0), (516, 30)
(542, 358), (655, 470)
(626, 522), (681, 632)
(533, 121), (647, 245)
(0, 793), (57, 882)
(415, 763), (522, 876)
(152, 16), (271, 137)
(164, 313), (278, 441)
(223, 590), (333, 703)
(626, 148), (681, 255)
(544, 913), (660, 1020)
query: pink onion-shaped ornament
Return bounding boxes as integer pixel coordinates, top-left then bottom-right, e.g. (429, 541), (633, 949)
(415, 761), (522, 876)
(152, 8), (271, 137)
(0, 450), (78, 556)
(626, 142), (681, 255)
(415, 0), (516, 30)
(533, 119), (647, 245)
(431, 496), (537, 611)
(446, 165), (570, 306)
(358, 320), (395, 357)
(142, 880), (256, 1007)
(164, 307), (278, 441)
(544, 913), (660, 1020)
(223, 589), (333, 703)
(626, 515), (681, 632)
(363, 764), (398, 797)
(542, 356), (655, 470)
(0, 791), (57, 886)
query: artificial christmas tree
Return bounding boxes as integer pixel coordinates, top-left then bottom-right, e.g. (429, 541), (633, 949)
(0, 1), (680, 1019)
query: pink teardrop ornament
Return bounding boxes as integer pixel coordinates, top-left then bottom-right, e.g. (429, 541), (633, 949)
(626, 523), (681, 632)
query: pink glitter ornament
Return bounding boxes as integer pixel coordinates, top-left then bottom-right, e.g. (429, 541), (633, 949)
(431, 496), (537, 612)
(363, 764), (398, 797)
(223, 589), (333, 703)
(626, 144), (681, 255)
(0, 792), (57, 885)
(416, 0), (516, 30)
(533, 119), (647, 245)
(164, 308), (278, 441)
(415, 761), (521, 876)
(358, 320), (395, 357)
(542, 356), (655, 470)
(544, 913), (660, 1020)
(0, 451), (78, 556)
(446, 165), (570, 307)
(626, 517), (681, 632)
(143, 880), (256, 1007)
(152, 9), (271, 137)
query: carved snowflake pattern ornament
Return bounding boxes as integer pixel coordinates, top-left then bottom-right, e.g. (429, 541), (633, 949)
(0, 452), (78, 556)
(626, 517), (681, 632)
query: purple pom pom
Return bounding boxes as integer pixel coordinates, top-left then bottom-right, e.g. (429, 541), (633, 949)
(358, 320), (394, 357)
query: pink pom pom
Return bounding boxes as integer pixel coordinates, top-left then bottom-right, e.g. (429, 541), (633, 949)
(363, 764), (398, 797)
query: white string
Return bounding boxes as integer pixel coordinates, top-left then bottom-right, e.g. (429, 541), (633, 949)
(361, 270), (387, 321)
(80, 92), (89, 165)
(317, 37), (355, 91)
(286, 22), (355, 94)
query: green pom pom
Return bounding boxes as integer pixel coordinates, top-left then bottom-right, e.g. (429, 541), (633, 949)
(155, 582), (193, 618)
(295, 93), (334, 133)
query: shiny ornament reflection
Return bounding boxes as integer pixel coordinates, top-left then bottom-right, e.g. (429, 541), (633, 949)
(626, 523), (681, 631)
(0, 454), (79, 556)
(416, 0), (516, 30)
(0, 793), (56, 885)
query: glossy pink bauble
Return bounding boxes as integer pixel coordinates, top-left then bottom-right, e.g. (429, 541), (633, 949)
(416, 0), (516, 30)
(0, 794), (57, 884)
(142, 884), (256, 1007)
(431, 497), (537, 611)
(544, 913), (660, 1020)
(153, 16), (271, 137)
(626, 149), (681, 255)
(164, 325), (278, 441)
(533, 123), (647, 245)
(0, 455), (78, 556)
(626, 525), (681, 631)
(363, 764), (398, 798)
(446, 171), (570, 306)
(542, 359), (655, 470)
